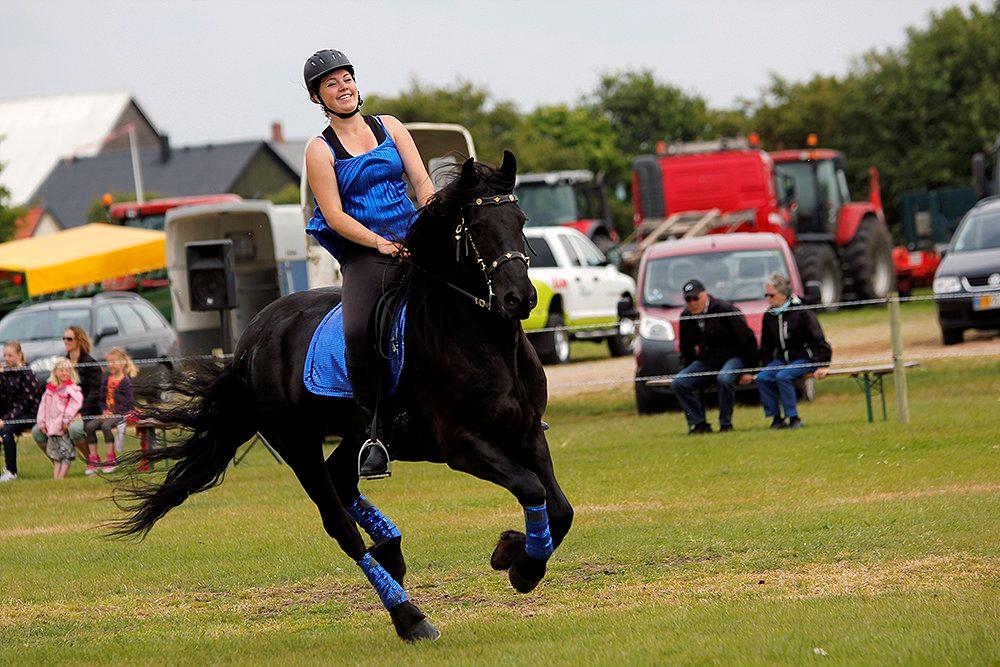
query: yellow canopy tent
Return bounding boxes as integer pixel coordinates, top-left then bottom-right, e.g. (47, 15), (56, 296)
(0, 223), (166, 297)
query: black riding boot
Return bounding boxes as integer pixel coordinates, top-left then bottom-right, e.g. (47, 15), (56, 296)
(347, 362), (391, 479)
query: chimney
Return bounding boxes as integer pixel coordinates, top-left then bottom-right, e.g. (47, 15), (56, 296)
(159, 134), (171, 163)
(271, 121), (285, 144)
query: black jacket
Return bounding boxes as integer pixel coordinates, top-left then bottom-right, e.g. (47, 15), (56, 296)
(760, 299), (832, 366)
(0, 366), (40, 422)
(679, 297), (759, 368)
(76, 352), (102, 417)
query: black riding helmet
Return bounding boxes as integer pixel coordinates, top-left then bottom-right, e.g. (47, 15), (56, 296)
(304, 49), (362, 118)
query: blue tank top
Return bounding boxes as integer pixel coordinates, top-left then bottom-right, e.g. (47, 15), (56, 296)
(306, 115), (418, 261)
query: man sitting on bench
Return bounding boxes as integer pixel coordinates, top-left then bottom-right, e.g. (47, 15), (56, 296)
(673, 279), (758, 434)
(755, 273), (831, 429)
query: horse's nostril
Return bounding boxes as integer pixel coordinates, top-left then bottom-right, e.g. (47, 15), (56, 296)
(503, 292), (522, 309)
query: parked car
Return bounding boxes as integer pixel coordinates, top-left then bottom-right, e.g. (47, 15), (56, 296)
(628, 232), (814, 414)
(0, 292), (181, 381)
(522, 227), (636, 364)
(933, 197), (1000, 345)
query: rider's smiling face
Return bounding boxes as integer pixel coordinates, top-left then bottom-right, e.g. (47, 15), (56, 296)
(315, 69), (358, 115)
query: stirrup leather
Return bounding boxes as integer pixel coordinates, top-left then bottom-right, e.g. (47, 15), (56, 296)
(358, 438), (391, 480)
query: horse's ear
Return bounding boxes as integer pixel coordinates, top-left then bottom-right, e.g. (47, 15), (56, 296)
(499, 150), (517, 179)
(457, 157), (477, 189)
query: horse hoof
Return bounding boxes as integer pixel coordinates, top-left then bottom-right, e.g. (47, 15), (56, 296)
(401, 618), (441, 643)
(508, 558), (545, 593)
(490, 530), (525, 571)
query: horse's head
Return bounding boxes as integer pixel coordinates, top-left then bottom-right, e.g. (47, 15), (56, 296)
(417, 151), (536, 320)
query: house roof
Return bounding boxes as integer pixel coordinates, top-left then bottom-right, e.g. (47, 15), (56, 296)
(32, 140), (293, 229)
(0, 90), (145, 204)
(269, 139), (308, 178)
(12, 206), (61, 239)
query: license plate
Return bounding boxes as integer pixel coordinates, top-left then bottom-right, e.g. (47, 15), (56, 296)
(972, 294), (1000, 311)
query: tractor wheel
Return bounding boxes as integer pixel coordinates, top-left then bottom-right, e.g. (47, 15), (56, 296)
(793, 243), (842, 309)
(842, 216), (895, 301)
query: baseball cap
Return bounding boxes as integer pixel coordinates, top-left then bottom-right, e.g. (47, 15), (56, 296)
(682, 279), (706, 296)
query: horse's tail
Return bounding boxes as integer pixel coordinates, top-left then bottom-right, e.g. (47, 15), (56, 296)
(108, 358), (258, 540)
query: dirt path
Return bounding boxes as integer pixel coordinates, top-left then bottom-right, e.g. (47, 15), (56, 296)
(546, 315), (1000, 398)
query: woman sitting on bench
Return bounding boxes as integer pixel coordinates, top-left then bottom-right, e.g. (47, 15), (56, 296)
(755, 273), (831, 429)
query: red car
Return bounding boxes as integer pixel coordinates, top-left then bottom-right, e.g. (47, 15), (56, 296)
(626, 232), (812, 414)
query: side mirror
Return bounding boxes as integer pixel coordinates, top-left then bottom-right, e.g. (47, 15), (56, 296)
(803, 282), (822, 306)
(617, 296), (638, 320)
(95, 325), (119, 343)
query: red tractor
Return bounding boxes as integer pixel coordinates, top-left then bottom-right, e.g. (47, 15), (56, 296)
(632, 137), (895, 306)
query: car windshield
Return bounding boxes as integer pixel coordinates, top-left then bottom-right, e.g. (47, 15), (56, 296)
(121, 214), (166, 231)
(952, 210), (1000, 252)
(0, 308), (91, 342)
(516, 183), (579, 227)
(642, 249), (790, 307)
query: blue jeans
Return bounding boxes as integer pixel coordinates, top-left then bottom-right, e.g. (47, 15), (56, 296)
(756, 358), (812, 419)
(672, 357), (745, 428)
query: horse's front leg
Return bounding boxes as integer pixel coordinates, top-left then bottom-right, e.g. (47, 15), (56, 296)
(491, 425), (574, 566)
(445, 432), (555, 593)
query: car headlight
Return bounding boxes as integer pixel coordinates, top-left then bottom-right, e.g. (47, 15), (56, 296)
(933, 276), (962, 294)
(30, 355), (60, 374)
(639, 315), (675, 341)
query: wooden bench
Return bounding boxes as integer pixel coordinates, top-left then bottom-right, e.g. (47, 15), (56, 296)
(644, 361), (921, 423)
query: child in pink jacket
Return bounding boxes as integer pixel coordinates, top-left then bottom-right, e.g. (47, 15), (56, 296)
(37, 358), (83, 479)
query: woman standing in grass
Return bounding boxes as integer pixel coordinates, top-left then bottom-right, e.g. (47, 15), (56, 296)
(83, 348), (137, 475)
(36, 359), (83, 480)
(0, 341), (40, 482)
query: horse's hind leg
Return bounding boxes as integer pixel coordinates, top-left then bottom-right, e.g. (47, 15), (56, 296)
(268, 426), (436, 642)
(326, 437), (407, 585)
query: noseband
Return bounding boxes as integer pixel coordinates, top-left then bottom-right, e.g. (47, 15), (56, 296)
(453, 193), (531, 311)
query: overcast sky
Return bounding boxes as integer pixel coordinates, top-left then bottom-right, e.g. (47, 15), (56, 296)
(1, 0), (981, 146)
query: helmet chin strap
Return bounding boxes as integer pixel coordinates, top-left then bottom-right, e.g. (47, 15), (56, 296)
(326, 96), (364, 120)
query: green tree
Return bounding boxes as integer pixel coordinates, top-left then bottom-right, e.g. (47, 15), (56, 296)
(0, 143), (25, 242)
(264, 183), (301, 205)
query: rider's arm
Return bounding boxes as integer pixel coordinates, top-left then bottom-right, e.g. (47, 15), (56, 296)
(380, 116), (435, 206)
(306, 138), (385, 250)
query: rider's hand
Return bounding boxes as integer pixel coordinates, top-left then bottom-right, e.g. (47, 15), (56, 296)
(375, 236), (406, 257)
(814, 367), (829, 380)
(739, 373), (754, 386)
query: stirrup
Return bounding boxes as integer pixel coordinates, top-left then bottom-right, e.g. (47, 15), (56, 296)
(358, 438), (391, 480)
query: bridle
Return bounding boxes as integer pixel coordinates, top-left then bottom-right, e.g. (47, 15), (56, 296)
(451, 192), (531, 310)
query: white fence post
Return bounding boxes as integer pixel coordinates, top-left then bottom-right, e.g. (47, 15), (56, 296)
(888, 292), (910, 424)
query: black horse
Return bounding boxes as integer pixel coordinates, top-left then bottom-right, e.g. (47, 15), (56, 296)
(112, 152), (574, 642)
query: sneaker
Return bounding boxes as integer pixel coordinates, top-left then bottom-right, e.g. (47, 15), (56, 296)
(0, 469), (17, 483)
(787, 416), (803, 429)
(719, 425), (733, 433)
(85, 455), (100, 476)
(102, 452), (118, 474)
(770, 417), (787, 430)
(688, 422), (713, 435)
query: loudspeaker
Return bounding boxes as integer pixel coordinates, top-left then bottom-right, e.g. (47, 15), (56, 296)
(186, 240), (236, 311)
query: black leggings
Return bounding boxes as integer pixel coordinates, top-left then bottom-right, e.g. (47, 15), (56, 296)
(340, 244), (401, 402)
(1, 424), (18, 474)
(84, 417), (124, 445)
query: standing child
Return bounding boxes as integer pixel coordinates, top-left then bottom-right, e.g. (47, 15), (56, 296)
(83, 348), (137, 474)
(37, 359), (83, 480)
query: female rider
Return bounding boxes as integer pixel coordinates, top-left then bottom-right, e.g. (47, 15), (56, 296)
(303, 49), (434, 479)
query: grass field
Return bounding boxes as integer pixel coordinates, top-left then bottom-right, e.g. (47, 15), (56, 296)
(1, 353), (998, 664)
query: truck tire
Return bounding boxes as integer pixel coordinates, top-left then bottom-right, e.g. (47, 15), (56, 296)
(636, 382), (671, 414)
(794, 243), (842, 309)
(941, 327), (964, 346)
(537, 311), (571, 365)
(843, 216), (895, 301)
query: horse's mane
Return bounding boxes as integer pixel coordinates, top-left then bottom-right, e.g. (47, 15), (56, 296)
(391, 160), (517, 352)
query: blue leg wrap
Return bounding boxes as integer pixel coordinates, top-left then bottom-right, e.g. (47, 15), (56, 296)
(358, 552), (408, 609)
(523, 503), (554, 560)
(348, 495), (401, 544)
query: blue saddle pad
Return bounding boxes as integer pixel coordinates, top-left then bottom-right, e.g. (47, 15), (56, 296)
(303, 302), (406, 398)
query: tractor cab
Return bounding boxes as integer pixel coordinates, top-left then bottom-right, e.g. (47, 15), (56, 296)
(771, 149), (851, 240)
(515, 171), (617, 251)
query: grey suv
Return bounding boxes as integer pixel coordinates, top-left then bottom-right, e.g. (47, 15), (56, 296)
(0, 292), (181, 379)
